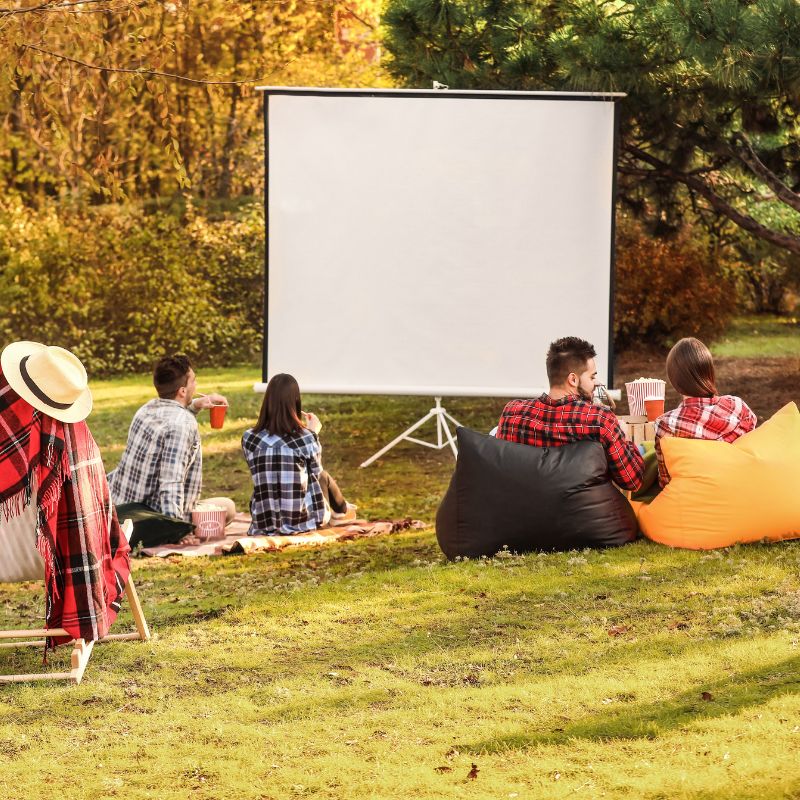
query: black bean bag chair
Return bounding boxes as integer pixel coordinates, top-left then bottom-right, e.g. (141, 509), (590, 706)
(435, 427), (638, 559)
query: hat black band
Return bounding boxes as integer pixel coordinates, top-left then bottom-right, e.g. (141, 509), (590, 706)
(19, 356), (73, 411)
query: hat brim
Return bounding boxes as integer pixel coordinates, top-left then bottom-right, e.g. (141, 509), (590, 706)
(1, 341), (93, 423)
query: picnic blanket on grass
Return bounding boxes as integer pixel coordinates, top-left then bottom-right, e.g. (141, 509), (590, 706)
(138, 513), (426, 557)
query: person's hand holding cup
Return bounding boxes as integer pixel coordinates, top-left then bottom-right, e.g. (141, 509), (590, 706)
(191, 392), (228, 429)
(302, 411), (322, 434)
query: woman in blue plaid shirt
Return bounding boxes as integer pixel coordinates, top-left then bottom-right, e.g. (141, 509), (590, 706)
(242, 374), (355, 535)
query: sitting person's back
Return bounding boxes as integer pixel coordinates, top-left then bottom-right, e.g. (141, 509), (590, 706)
(242, 424), (327, 534)
(109, 396), (201, 519)
(496, 336), (644, 492)
(655, 337), (756, 487)
(243, 373), (354, 535)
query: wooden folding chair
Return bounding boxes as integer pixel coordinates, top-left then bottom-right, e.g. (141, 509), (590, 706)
(0, 517), (151, 685)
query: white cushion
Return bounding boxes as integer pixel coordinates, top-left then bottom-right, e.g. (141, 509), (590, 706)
(0, 503), (44, 583)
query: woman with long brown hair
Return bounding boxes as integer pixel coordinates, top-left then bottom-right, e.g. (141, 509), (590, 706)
(654, 337), (756, 487)
(242, 373), (355, 535)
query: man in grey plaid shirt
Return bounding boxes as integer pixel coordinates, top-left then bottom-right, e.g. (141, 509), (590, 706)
(108, 355), (231, 522)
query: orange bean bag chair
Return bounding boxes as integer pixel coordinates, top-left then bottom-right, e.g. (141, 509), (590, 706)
(638, 401), (800, 549)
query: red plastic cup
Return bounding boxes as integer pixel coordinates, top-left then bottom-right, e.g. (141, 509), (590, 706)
(209, 403), (227, 429)
(644, 396), (665, 422)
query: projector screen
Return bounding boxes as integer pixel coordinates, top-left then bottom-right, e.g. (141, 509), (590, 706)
(260, 88), (621, 397)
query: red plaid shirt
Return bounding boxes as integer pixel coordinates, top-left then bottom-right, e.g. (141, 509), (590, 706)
(496, 394), (645, 490)
(654, 395), (756, 487)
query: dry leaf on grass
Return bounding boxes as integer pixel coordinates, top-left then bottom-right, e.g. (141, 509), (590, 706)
(701, 691), (714, 701)
(434, 766), (453, 774)
(467, 764), (479, 780)
(608, 624), (630, 637)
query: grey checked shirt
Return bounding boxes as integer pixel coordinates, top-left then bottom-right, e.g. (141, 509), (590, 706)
(108, 398), (202, 521)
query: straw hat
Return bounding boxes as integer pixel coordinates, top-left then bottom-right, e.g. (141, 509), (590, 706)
(1, 342), (92, 423)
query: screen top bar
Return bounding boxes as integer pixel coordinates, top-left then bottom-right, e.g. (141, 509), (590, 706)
(256, 86), (625, 100)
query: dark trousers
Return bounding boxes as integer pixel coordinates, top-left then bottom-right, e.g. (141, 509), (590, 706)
(318, 470), (347, 513)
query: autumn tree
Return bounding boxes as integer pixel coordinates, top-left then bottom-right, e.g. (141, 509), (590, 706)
(0, 0), (386, 201)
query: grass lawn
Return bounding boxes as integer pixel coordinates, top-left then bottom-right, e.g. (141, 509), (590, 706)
(1, 317), (799, 799)
(714, 314), (800, 358)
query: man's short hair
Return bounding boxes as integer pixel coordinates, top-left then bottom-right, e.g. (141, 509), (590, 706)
(546, 337), (597, 385)
(153, 354), (193, 399)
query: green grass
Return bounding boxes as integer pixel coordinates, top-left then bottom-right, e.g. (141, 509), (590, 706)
(713, 314), (800, 358)
(1, 318), (800, 799)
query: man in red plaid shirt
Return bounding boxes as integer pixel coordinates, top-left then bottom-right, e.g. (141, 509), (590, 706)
(496, 336), (644, 491)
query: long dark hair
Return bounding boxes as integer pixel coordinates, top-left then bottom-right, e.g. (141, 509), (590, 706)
(666, 337), (718, 398)
(254, 373), (305, 436)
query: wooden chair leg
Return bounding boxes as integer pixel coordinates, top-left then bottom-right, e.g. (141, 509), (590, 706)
(1, 572), (151, 683)
(99, 576), (151, 642)
(124, 577), (150, 641)
(0, 635), (93, 684)
(69, 638), (94, 684)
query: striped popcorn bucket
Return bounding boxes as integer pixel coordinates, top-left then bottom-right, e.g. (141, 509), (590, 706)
(624, 378), (666, 417)
(191, 506), (227, 540)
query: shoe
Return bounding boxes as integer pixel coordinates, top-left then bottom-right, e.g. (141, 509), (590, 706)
(331, 502), (357, 523)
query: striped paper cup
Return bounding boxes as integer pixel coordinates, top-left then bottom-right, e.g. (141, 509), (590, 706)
(624, 378), (666, 417)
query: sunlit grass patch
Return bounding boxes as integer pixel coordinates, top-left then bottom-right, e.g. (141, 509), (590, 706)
(715, 314), (800, 358)
(2, 531), (800, 798)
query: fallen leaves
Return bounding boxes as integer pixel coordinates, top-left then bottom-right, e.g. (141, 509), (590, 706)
(701, 691), (714, 701)
(668, 619), (691, 630)
(467, 763), (479, 780)
(608, 624), (631, 637)
(434, 766), (452, 774)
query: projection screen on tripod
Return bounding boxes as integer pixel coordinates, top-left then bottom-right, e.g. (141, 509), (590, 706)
(260, 88), (621, 398)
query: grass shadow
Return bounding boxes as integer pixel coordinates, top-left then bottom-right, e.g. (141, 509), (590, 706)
(464, 653), (800, 753)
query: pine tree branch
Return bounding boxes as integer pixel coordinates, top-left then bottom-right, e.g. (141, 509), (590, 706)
(20, 43), (293, 85)
(623, 145), (800, 254)
(731, 132), (800, 215)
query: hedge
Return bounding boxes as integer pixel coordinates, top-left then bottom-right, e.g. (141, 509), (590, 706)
(0, 199), (264, 376)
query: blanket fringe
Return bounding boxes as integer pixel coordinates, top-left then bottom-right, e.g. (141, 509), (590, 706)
(0, 480), (32, 522)
(35, 512), (60, 603)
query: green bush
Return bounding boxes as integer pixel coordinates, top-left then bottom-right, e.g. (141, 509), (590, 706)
(0, 199), (264, 375)
(614, 218), (736, 351)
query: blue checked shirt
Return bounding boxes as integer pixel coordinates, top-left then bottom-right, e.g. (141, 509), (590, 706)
(242, 426), (326, 535)
(108, 398), (202, 521)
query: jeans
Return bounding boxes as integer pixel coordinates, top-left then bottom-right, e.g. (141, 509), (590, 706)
(318, 470), (348, 513)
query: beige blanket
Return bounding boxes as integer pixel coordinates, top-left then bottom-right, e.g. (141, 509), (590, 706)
(139, 513), (426, 558)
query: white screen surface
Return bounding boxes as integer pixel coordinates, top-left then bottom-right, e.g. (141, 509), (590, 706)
(266, 90), (617, 396)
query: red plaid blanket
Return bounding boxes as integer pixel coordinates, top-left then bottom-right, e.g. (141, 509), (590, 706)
(0, 373), (130, 645)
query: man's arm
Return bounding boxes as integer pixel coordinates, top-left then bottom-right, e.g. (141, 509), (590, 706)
(156, 425), (196, 519)
(654, 419), (672, 487)
(601, 414), (645, 491)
